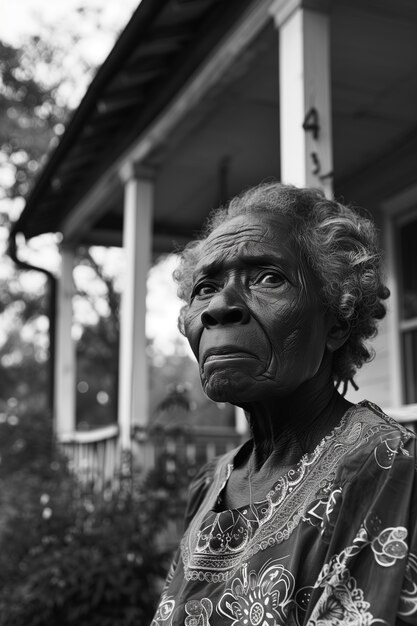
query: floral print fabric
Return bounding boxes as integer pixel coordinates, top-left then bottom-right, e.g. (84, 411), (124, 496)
(151, 402), (417, 625)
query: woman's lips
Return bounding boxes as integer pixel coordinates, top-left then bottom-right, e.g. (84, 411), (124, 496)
(202, 347), (258, 365)
(204, 351), (257, 362)
(201, 349), (262, 379)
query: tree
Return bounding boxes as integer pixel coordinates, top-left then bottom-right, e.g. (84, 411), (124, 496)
(0, 32), (76, 422)
(0, 27), (119, 427)
(0, 3), (138, 201)
(0, 39), (70, 199)
(0, 280), (49, 436)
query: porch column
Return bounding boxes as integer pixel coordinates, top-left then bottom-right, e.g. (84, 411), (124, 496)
(118, 163), (154, 451)
(54, 246), (76, 438)
(270, 0), (333, 198)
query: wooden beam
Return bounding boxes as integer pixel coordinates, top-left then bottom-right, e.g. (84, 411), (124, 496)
(271, 0), (333, 196)
(54, 247), (76, 439)
(117, 168), (154, 450)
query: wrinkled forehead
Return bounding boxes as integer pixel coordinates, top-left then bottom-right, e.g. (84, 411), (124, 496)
(195, 213), (300, 272)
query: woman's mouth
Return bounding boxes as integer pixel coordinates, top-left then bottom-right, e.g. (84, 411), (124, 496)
(203, 347), (257, 363)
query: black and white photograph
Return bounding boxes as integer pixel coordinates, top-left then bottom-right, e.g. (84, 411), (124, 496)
(1, 1), (417, 624)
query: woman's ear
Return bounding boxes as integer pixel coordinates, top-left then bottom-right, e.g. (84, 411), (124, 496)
(326, 318), (351, 353)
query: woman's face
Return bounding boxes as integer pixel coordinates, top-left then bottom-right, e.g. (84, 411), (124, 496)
(184, 213), (334, 405)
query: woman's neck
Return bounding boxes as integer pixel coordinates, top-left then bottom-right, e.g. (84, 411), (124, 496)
(241, 360), (352, 470)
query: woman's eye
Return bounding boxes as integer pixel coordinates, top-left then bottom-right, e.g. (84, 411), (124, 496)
(255, 271), (285, 286)
(193, 282), (217, 297)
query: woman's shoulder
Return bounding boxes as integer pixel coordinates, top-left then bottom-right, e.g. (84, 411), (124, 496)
(335, 399), (417, 482)
(350, 399), (415, 447)
(355, 399), (415, 429)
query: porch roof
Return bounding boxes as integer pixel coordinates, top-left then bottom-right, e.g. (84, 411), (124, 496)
(12, 0), (417, 250)
(12, 0), (252, 242)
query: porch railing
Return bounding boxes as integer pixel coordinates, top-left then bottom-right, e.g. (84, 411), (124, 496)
(59, 423), (243, 490)
(60, 424), (120, 490)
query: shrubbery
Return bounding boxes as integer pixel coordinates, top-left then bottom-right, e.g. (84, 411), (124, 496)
(0, 408), (186, 626)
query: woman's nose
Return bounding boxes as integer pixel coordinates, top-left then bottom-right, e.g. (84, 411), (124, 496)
(201, 291), (250, 328)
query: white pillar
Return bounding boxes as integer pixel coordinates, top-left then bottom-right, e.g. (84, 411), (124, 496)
(270, 0), (333, 198)
(118, 163), (154, 450)
(234, 406), (248, 436)
(54, 246), (76, 438)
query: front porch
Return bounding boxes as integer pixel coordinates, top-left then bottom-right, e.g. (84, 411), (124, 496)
(11, 0), (417, 485)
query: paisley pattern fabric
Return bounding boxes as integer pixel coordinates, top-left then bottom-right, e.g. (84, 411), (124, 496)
(151, 402), (417, 625)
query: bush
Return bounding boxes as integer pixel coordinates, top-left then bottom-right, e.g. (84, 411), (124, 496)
(0, 410), (186, 626)
(0, 489), (172, 625)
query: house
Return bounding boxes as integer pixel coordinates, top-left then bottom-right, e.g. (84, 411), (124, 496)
(10, 0), (417, 485)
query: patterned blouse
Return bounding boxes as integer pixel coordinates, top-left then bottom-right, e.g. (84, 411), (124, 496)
(151, 401), (417, 625)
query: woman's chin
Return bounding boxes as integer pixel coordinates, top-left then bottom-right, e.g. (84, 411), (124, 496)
(203, 372), (256, 404)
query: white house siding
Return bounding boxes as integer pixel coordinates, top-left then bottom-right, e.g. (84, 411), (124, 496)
(345, 206), (398, 409)
(346, 316), (391, 408)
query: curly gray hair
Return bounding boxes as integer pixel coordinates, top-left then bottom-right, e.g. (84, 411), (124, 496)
(174, 182), (390, 388)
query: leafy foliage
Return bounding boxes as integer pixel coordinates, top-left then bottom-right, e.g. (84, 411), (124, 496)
(0, 5), (136, 202)
(0, 406), (184, 626)
(0, 38), (70, 199)
(0, 267), (49, 418)
(0, 489), (173, 626)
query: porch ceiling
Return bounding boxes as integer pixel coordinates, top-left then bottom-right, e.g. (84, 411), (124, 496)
(333, 0), (417, 205)
(13, 0), (417, 251)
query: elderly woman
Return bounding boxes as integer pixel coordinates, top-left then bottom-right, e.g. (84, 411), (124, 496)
(152, 183), (417, 626)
